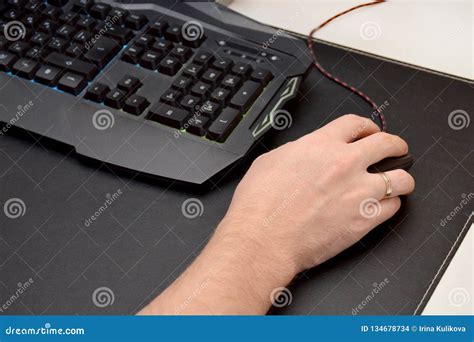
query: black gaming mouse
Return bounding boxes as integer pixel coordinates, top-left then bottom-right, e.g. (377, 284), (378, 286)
(368, 154), (414, 173)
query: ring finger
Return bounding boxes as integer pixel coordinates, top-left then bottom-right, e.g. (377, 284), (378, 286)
(364, 169), (415, 199)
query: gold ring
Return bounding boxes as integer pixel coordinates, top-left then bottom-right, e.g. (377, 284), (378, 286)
(379, 172), (392, 198)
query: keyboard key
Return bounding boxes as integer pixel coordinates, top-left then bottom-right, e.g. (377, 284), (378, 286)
(139, 50), (162, 70)
(57, 24), (76, 40)
(164, 24), (181, 42)
(125, 14), (148, 30)
(109, 8), (129, 25)
(148, 103), (189, 129)
(58, 72), (86, 95)
(212, 58), (233, 72)
(104, 26), (133, 45)
(117, 75), (142, 93)
(250, 68), (273, 85)
(190, 82), (211, 98)
(230, 81), (263, 112)
(123, 94), (150, 115)
(8, 42), (30, 57)
(186, 116), (209, 136)
(104, 88), (127, 109)
(171, 75), (192, 92)
(170, 45), (192, 63)
(232, 62), (252, 76)
(193, 51), (214, 65)
(183, 63), (203, 79)
(48, 37), (68, 52)
(148, 20), (168, 36)
(221, 74), (241, 91)
(39, 19), (58, 34)
(4, 9), (20, 21)
(59, 12), (78, 25)
(210, 88), (231, 105)
(207, 107), (241, 142)
(34, 65), (61, 86)
(42, 6), (61, 20)
(179, 95), (200, 111)
(76, 16), (97, 31)
(45, 52), (98, 80)
(26, 46), (48, 60)
(158, 56), (181, 76)
(0, 51), (17, 72)
(71, 0), (93, 13)
(199, 100), (220, 119)
(89, 3), (111, 20)
(135, 34), (154, 47)
(122, 45), (144, 64)
(25, 1), (45, 12)
(22, 13), (40, 28)
(31, 32), (51, 46)
(84, 36), (120, 68)
(151, 40), (172, 53)
(201, 69), (222, 86)
(85, 82), (110, 102)
(65, 44), (84, 57)
(160, 89), (182, 105)
(73, 30), (92, 44)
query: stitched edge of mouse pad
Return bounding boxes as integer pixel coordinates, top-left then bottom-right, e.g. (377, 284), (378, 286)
(414, 213), (473, 314)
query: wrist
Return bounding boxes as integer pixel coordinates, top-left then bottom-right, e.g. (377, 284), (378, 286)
(213, 216), (300, 292)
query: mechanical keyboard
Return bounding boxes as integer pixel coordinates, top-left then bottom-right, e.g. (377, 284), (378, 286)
(0, 0), (311, 184)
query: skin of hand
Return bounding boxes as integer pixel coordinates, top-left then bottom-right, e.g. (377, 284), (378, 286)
(139, 114), (415, 315)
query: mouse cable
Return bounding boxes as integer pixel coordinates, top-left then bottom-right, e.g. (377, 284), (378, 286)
(307, 0), (388, 132)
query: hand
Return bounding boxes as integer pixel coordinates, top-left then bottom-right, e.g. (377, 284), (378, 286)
(140, 114), (415, 315)
(220, 114), (415, 272)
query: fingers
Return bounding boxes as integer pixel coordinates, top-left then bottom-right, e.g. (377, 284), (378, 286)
(352, 132), (409, 165)
(364, 169), (415, 199)
(317, 114), (380, 142)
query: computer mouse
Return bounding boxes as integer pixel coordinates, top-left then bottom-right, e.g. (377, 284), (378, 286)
(368, 154), (414, 173)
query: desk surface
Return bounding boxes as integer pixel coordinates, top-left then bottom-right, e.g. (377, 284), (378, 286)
(228, 0), (473, 314)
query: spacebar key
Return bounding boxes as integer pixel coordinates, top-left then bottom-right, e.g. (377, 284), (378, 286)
(45, 52), (98, 80)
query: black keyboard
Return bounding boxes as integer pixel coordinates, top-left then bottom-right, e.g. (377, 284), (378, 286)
(0, 0), (311, 184)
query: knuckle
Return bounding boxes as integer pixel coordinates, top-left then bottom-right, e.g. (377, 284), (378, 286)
(341, 113), (361, 125)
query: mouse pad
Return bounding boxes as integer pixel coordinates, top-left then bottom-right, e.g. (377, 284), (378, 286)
(0, 38), (472, 316)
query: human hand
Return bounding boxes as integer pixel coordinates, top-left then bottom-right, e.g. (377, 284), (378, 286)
(140, 114), (415, 315)
(219, 114), (415, 274)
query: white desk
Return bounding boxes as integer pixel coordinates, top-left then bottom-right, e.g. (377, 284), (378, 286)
(227, 0), (473, 315)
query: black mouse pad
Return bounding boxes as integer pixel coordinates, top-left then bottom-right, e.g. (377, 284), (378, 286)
(0, 37), (472, 315)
